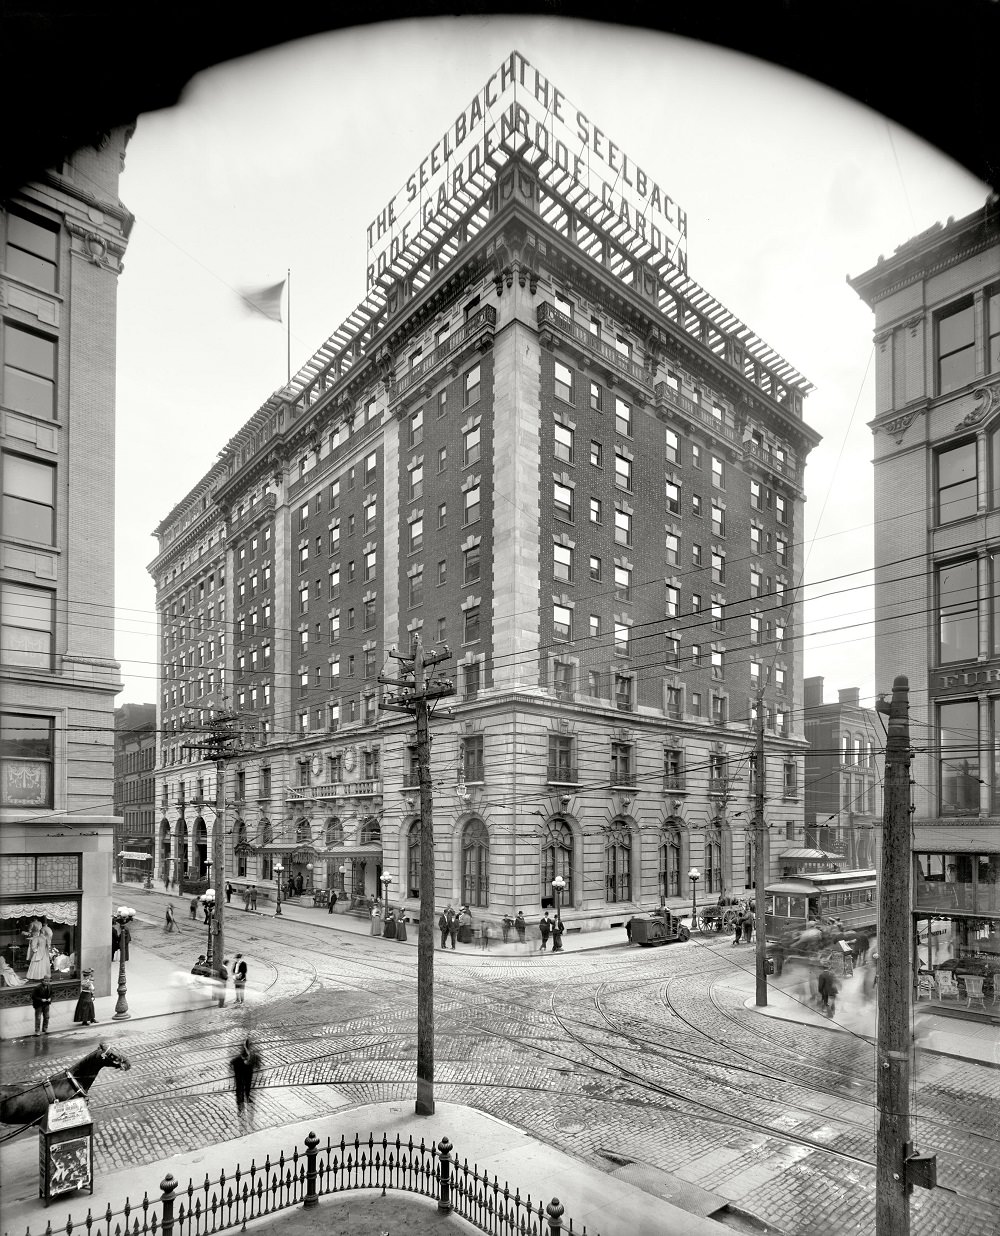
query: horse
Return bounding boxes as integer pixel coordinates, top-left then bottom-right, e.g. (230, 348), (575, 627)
(844, 930), (870, 966)
(0, 1042), (131, 1128)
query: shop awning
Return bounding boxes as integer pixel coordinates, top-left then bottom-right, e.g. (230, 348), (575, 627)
(119, 851), (152, 860)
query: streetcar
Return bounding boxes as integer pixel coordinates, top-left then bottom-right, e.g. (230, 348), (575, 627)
(764, 869), (877, 942)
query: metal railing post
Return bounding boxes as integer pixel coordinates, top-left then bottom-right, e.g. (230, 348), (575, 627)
(436, 1136), (453, 1214)
(303, 1131), (319, 1208)
(160, 1174), (178, 1236)
(546, 1198), (565, 1235)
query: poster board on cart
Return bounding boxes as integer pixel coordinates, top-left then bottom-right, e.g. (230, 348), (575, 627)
(39, 1098), (94, 1205)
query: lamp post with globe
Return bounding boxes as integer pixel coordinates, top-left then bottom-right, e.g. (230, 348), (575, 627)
(274, 863), (284, 916)
(199, 887), (216, 970)
(689, 868), (700, 933)
(551, 874), (566, 920)
(112, 905), (136, 1020)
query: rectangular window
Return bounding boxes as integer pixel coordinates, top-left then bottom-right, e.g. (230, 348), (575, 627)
(438, 502), (447, 528)
(666, 686), (682, 720)
(775, 494), (787, 525)
(614, 674), (633, 711)
(589, 555), (602, 582)
(5, 210), (58, 292)
(553, 543), (572, 583)
(691, 643), (703, 666)
(937, 440), (977, 523)
(750, 480), (762, 510)
(554, 291), (573, 319)
(615, 335), (631, 359)
(0, 711), (54, 807)
(554, 361), (574, 403)
(665, 480), (680, 513)
(462, 661), (480, 697)
(409, 408), (423, 448)
(712, 552), (726, 584)
(408, 570), (424, 608)
(463, 733), (485, 781)
(409, 518), (423, 551)
(665, 429), (679, 463)
(938, 558), (978, 662)
(989, 286), (1000, 375)
(437, 558), (447, 585)
(712, 696), (727, 727)
(692, 493), (702, 518)
(553, 660), (574, 698)
(590, 440), (602, 468)
(750, 614), (761, 645)
(464, 425), (482, 466)
(1, 581), (54, 667)
(464, 606), (481, 643)
(407, 464), (423, 502)
(614, 508), (631, 545)
(364, 452), (377, 485)
(437, 446), (447, 473)
(615, 397), (632, 437)
(615, 453), (632, 491)
(589, 497), (602, 524)
(611, 741), (633, 781)
(3, 323), (56, 419)
(464, 485), (481, 524)
(2, 451), (55, 543)
(776, 538), (788, 567)
(666, 533), (680, 565)
(554, 423), (574, 464)
(553, 604), (572, 641)
(554, 482), (573, 522)
(464, 543), (481, 583)
(711, 504), (725, 536)
(666, 585), (679, 617)
(938, 300), (976, 394)
(750, 569), (761, 598)
(939, 699), (979, 814)
(711, 649), (724, 679)
(590, 381), (603, 412)
(465, 363), (481, 406)
(711, 456), (725, 489)
(690, 691), (702, 717)
(614, 565), (631, 601)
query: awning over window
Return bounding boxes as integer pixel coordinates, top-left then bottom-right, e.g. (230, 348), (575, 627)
(1, 900), (79, 923)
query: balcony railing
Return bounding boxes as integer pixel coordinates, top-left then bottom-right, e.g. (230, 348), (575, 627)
(610, 772), (637, 789)
(663, 775), (686, 792)
(547, 765), (581, 785)
(287, 780), (381, 801)
(537, 303), (652, 391)
(653, 381), (739, 446)
(390, 306), (497, 403)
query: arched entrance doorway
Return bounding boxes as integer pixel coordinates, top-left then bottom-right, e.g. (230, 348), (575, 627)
(160, 819), (172, 883)
(194, 817), (208, 877)
(176, 817), (189, 880)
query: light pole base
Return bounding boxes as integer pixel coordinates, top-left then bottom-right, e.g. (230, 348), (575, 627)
(415, 1078), (435, 1116)
(112, 1010), (131, 1020)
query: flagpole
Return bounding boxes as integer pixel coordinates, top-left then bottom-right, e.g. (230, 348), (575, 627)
(287, 268), (291, 386)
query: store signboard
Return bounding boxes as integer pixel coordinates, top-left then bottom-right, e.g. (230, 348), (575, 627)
(366, 49), (688, 291)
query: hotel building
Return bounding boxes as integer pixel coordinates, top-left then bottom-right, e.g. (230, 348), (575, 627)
(150, 56), (820, 930)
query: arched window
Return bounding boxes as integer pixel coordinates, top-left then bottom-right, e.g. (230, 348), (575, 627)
(462, 818), (490, 907)
(605, 820), (632, 902)
(541, 817), (573, 905)
(235, 819), (248, 878)
(295, 817), (312, 844)
(843, 733), (853, 763)
(705, 825), (723, 895)
(407, 821), (421, 898)
(325, 817), (343, 847)
(359, 817), (381, 845)
(660, 824), (682, 898)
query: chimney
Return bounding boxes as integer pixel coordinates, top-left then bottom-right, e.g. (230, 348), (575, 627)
(804, 676), (824, 708)
(838, 687), (861, 706)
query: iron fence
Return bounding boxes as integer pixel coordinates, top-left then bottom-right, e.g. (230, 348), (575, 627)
(15, 1131), (594, 1236)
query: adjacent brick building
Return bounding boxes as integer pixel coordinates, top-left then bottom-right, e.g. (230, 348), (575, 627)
(1, 129), (133, 1031)
(113, 702), (157, 883)
(151, 62), (820, 931)
(801, 677), (881, 875)
(850, 193), (1000, 974)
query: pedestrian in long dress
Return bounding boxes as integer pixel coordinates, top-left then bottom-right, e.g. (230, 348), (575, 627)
(73, 967), (97, 1025)
(370, 904), (382, 936)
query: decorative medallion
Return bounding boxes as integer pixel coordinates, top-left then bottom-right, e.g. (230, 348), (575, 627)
(343, 745), (357, 773)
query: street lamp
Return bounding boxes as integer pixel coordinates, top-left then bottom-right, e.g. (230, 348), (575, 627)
(112, 906), (136, 1020)
(274, 862), (284, 916)
(199, 888), (216, 969)
(306, 862), (314, 893)
(381, 872), (392, 912)
(551, 875), (566, 920)
(339, 864), (347, 896)
(689, 868), (700, 932)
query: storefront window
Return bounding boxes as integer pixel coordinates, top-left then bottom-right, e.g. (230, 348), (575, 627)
(1, 900), (80, 988)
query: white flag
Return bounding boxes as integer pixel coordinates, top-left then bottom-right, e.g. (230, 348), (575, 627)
(239, 279), (285, 323)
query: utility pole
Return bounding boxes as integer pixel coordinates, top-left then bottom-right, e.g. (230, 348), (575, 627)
(874, 675), (913, 1235)
(379, 638), (454, 1116)
(753, 690), (768, 1007)
(182, 710), (248, 982)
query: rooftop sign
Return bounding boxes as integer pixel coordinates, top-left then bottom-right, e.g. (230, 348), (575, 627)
(366, 50), (688, 291)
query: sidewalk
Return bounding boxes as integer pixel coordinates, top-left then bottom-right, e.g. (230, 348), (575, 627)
(721, 960), (1000, 1067)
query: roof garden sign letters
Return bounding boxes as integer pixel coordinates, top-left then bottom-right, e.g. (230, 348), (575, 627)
(366, 50), (688, 292)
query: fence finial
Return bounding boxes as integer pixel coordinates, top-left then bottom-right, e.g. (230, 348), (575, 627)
(547, 1197), (565, 1235)
(436, 1136), (454, 1214)
(303, 1132), (320, 1209)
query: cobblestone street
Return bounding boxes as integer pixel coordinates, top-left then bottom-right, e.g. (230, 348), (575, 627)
(5, 909), (998, 1236)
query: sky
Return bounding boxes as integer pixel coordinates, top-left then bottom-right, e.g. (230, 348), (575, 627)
(112, 15), (990, 709)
